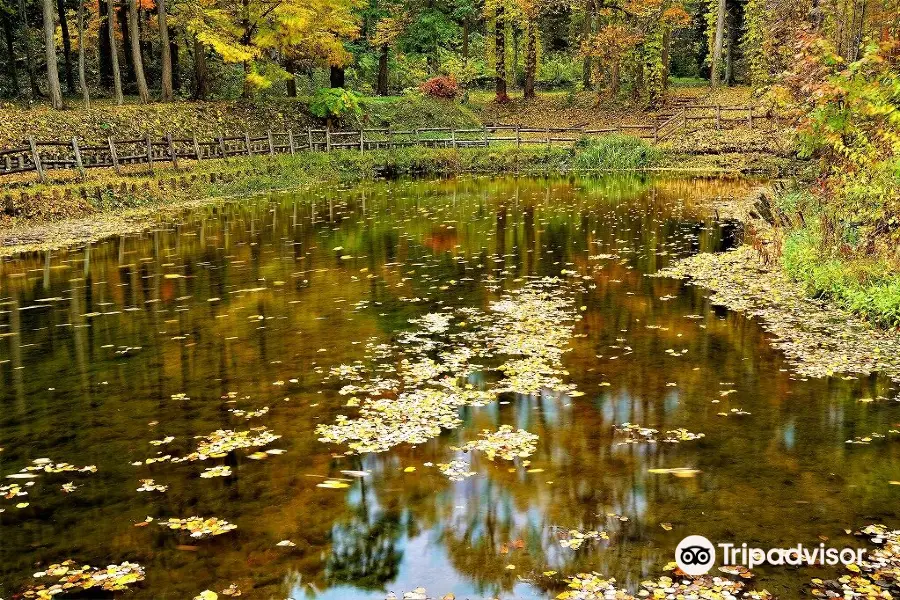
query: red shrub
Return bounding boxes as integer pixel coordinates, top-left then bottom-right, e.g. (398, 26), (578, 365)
(419, 75), (459, 99)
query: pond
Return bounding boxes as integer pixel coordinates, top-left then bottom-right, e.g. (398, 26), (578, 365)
(0, 175), (898, 599)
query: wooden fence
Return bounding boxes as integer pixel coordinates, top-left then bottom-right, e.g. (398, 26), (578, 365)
(0, 105), (772, 182)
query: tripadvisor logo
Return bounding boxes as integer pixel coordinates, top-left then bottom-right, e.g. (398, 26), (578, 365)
(676, 535), (716, 576)
(675, 535), (868, 575)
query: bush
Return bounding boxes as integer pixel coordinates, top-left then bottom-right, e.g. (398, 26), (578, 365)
(309, 88), (362, 121)
(573, 135), (661, 170)
(419, 75), (460, 99)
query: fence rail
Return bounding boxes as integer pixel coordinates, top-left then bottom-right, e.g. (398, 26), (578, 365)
(0, 105), (773, 182)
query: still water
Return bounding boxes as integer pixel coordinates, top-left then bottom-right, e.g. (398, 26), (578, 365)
(1, 176), (898, 599)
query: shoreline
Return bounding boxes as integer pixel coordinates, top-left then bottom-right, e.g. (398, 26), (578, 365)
(0, 147), (798, 257)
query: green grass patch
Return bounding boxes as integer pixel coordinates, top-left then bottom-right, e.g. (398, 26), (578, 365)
(573, 135), (661, 170)
(782, 226), (900, 328)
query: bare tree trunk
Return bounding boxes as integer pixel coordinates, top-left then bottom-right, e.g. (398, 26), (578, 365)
(19, 0), (44, 97)
(108, 0), (123, 104)
(42, 0), (64, 108)
(192, 36), (208, 99)
(98, 0), (111, 85)
(170, 37), (179, 92)
(376, 45), (388, 96)
(77, 0), (90, 107)
(494, 6), (508, 102)
(661, 28), (671, 90)
(524, 19), (537, 99)
(56, 0), (74, 92)
(1, 12), (18, 93)
(582, 0), (592, 89)
(157, 0), (172, 101)
(711, 0), (726, 88)
(127, 0), (149, 101)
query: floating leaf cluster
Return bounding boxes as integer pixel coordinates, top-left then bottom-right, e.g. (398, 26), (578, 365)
(437, 460), (476, 481)
(613, 423), (705, 444)
(559, 529), (610, 550)
(808, 524), (900, 597)
(158, 516), (238, 538)
(462, 425), (539, 461)
(23, 561), (145, 598)
(317, 278), (580, 454)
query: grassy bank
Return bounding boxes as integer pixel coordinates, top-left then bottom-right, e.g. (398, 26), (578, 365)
(765, 185), (900, 329)
(0, 95), (480, 147)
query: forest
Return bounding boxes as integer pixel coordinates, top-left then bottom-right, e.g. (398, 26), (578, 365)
(0, 0), (895, 108)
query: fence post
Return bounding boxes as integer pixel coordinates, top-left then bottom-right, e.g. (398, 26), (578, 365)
(71, 137), (85, 177)
(516, 124), (521, 147)
(359, 129), (364, 152)
(325, 128), (331, 152)
(192, 135), (201, 160)
(28, 137), (45, 182)
(748, 107), (753, 129)
(167, 133), (178, 169)
(218, 135), (227, 160)
(146, 134), (154, 172)
(415, 128), (421, 147)
(267, 130), (275, 155)
(108, 137), (120, 173)
(307, 127), (313, 151)
(483, 126), (488, 147)
(244, 132), (253, 156)
(715, 104), (721, 130)
(451, 128), (457, 149)
(387, 128), (393, 149)
(288, 130), (296, 155)
(546, 127), (551, 147)
(653, 117), (659, 144)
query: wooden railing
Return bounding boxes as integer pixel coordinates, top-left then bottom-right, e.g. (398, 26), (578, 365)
(0, 105), (773, 182)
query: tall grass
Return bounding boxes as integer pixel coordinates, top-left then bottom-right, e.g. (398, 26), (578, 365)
(782, 227), (900, 328)
(573, 135), (660, 170)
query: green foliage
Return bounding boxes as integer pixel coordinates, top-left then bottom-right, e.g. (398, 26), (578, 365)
(782, 225), (900, 328)
(777, 34), (900, 249)
(573, 135), (661, 169)
(309, 88), (363, 120)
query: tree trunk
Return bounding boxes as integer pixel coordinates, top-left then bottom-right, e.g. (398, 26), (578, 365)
(711, 0), (726, 88)
(494, 6), (508, 102)
(330, 65), (345, 88)
(582, 0), (592, 89)
(286, 75), (297, 96)
(1, 11), (18, 93)
(512, 26), (519, 88)
(127, 0), (149, 101)
(462, 17), (469, 65)
(157, 0), (172, 101)
(661, 28), (671, 90)
(19, 0), (44, 97)
(108, 0), (123, 103)
(524, 19), (537, 99)
(170, 38), (179, 92)
(192, 36), (208, 99)
(329, 65), (345, 88)
(98, 0), (111, 85)
(376, 45), (388, 96)
(55, 0), (75, 93)
(117, 3), (134, 84)
(42, 0), (64, 108)
(77, 0), (90, 107)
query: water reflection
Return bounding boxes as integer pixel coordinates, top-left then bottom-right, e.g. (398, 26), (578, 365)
(0, 175), (898, 599)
